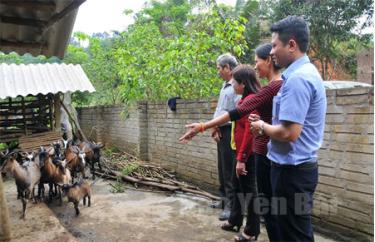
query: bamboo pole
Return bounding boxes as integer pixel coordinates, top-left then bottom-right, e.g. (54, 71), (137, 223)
(0, 176), (12, 241)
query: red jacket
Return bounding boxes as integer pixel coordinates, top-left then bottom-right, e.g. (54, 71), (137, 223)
(234, 94), (258, 163)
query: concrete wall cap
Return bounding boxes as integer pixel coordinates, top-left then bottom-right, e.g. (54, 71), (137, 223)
(324, 81), (373, 90)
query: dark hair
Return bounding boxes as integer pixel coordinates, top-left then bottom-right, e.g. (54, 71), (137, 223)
(255, 43), (282, 71)
(232, 64), (260, 98)
(216, 53), (238, 70)
(270, 15), (309, 53)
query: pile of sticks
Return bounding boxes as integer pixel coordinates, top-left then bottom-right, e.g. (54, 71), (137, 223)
(95, 151), (219, 201)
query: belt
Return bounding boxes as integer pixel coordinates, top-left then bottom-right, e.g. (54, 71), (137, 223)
(271, 161), (317, 169)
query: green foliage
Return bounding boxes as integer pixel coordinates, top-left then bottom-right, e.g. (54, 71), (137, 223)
(0, 52), (61, 64)
(121, 163), (140, 176)
(115, 7), (248, 103)
(140, 0), (191, 36)
(65, 32), (124, 106)
(103, 146), (121, 156)
(265, 0), (374, 80)
(59, 1), (252, 106)
(0, 143), (7, 151)
(110, 180), (126, 193)
(336, 36), (373, 78)
(3, 0), (370, 107)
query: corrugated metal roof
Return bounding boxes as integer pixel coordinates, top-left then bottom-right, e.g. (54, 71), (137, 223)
(0, 0), (86, 58)
(0, 63), (95, 99)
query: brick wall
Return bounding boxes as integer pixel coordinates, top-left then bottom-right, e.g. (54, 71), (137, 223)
(146, 99), (219, 190)
(78, 81), (373, 240)
(78, 105), (142, 156)
(313, 81), (374, 241)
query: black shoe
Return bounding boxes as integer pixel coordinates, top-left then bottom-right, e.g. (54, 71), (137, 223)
(221, 222), (241, 232)
(210, 200), (224, 209)
(219, 209), (231, 221)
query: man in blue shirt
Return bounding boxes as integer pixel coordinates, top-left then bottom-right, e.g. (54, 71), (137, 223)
(251, 16), (327, 241)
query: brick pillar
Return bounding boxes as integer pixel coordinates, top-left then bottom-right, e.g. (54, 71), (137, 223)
(138, 101), (149, 161)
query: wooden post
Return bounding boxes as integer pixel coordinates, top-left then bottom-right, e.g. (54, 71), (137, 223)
(0, 176), (12, 241)
(54, 94), (61, 132)
(21, 96), (27, 135)
(48, 94), (53, 131)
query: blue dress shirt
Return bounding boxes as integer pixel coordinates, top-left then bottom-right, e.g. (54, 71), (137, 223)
(267, 55), (327, 165)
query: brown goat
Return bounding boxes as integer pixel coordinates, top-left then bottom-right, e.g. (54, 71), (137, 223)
(65, 144), (86, 182)
(38, 149), (71, 205)
(61, 180), (91, 216)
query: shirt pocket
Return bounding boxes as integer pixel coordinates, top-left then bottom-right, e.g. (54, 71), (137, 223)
(222, 93), (233, 111)
(272, 93), (281, 120)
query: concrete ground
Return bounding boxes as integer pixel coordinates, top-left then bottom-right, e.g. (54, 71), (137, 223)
(3, 178), (336, 242)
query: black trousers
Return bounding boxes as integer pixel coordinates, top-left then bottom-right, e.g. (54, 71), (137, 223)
(255, 154), (281, 241)
(271, 162), (318, 242)
(217, 125), (236, 208)
(228, 155), (260, 237)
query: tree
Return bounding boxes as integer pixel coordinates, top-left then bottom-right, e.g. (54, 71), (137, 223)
(114, 2), (248, 104)
(64, 32), (124, 106)
(266, 0), (374, 80)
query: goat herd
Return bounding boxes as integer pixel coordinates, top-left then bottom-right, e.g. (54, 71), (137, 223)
(0, 139), (105, 219)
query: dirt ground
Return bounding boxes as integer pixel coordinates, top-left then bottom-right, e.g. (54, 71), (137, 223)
(3, 178), (336, 242)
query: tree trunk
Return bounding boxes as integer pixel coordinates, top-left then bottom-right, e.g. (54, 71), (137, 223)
(320, 58), (326, 80)
(0, 176), (12, 241)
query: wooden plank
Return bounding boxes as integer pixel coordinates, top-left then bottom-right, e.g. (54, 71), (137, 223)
(1, 16), (47, 28)
(0, 39), (44, 49)
(0, 0), (56, 11)
(19, 131), (62, 152)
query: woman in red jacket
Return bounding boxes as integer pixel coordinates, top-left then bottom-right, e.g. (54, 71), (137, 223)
(221, 64), (261, 241)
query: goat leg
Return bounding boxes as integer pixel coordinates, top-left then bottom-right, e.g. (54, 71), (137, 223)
(21, 195), (27, 219)
(81, 169), (86, 180)
(31, 187), (37, 204)
(17, 185), (21, 199)
(98, 160), (103, 172)
(58, 187), (62, 206)
(37, 183), (43, 202)
(83, 196), (86, 206)
(74, 201), (80, 216)
(91, 162), (95, 180)
(88, 195), (91, 207)
(71, 172), (75, 183)
(48, 183), (54, 203)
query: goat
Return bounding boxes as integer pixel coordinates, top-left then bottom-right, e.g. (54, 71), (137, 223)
(65, 144), (86, 182)
(0, 153), (41, 219)
(20, 151), (36, 167)
(0, 149), (9, 163)
(0, 149), (9, 177)
(61, 180), (91, 216)
(38, 149), (71, 205)
(52, 141), (64, 160)
(79, 142), (104, 179)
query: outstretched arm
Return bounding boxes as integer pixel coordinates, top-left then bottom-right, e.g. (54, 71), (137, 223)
(179, 112), (231, 143)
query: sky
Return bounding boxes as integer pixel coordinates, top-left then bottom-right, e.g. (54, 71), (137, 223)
(73, 0), (236, 34)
